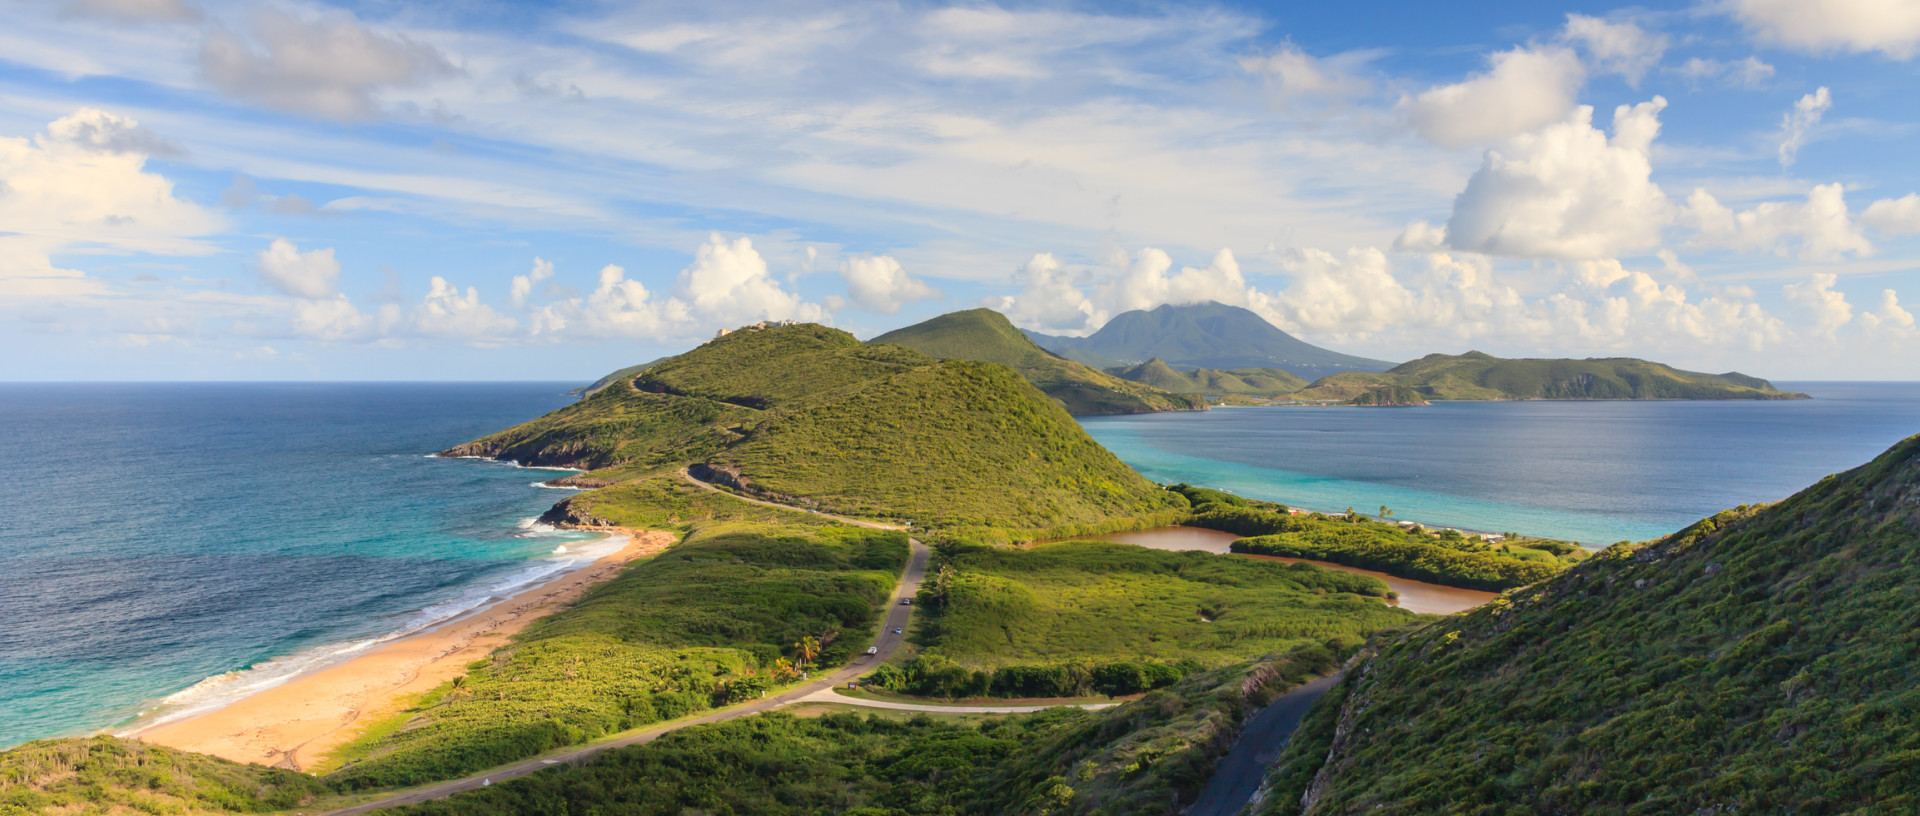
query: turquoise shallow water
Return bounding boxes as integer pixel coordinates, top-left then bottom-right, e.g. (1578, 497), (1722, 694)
(0, 383), (597, 748)
(1080, 382), (1920, 545)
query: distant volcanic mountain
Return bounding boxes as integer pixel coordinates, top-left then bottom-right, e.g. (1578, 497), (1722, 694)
(1021, 302), (1396, 381)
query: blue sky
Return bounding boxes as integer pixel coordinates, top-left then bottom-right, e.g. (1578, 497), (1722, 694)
(1, 0), (1917, 381)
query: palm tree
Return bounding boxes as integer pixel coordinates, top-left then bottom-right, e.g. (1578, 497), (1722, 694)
(793, 636), (821, 669)
(1380, 505), (1394, 521)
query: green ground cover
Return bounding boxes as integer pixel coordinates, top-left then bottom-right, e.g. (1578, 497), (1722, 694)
(0, 736), (327, 815)
(873, 540), (1411, 698)
(326, 521), (907, 790)
(385, 646), (1343, 816)
(1188, 503), (1577, 592)
(1257, 434), (1920, 815)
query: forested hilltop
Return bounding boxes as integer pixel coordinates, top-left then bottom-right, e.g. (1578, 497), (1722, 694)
(870, 308), (1206, 415)
(1294, 350), (1808, 402)
(1257, 432), (1920, 815)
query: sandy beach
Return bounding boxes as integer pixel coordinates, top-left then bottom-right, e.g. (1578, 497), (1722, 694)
(129, 527), (676, 771)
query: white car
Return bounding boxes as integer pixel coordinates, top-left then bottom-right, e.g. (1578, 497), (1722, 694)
(866, 646), (879, 655)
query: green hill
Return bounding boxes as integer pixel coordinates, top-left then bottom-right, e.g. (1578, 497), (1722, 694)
(1023, 302), (1395, 380)
(1258, 432), (1920, 815)
(1107, 358), (1307, 398)
(0, 736), (328, 814)
(1292, 351), (1808, 402)
(448, 323), (1179, 529)
(871, 309), (1205, 415)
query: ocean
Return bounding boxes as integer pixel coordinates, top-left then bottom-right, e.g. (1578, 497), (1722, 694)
(0, 383), (601, 749)
(1080, 382), (1920, 545)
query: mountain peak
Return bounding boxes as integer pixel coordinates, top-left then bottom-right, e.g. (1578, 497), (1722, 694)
(1023, 302), (1395, 380)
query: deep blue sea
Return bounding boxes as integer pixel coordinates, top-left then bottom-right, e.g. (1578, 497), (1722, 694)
(0, 383), (600, 749)
(1081, 382), (1920, 545)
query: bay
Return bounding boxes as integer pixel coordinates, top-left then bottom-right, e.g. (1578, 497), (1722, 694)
(1079, 382), (1920, 545)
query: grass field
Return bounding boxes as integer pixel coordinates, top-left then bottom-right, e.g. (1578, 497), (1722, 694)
(863, 540), (1412, 699)
(378, 645), (1346, 816)
(326, 520), (908, 789)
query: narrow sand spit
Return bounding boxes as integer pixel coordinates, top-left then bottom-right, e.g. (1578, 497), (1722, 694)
(131, 528), (676, 771)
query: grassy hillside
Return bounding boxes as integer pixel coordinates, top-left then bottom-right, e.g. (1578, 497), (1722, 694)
(872, 309), (1205, 415)
(1108, 358), (1307, 398)
(713, 360), (1181, 528)
(386, 646), (1347, 816)
(881, 540), (1408, 694)
(0, 736), (327, 814)
(1294, 351), (1808, 402)
(1025, 302), (1394, 380)
(451, 323), (1177, 529)
(1259, 432), (1920, 815)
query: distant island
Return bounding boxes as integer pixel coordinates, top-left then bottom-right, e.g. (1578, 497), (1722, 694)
(1292, 351), (1809, 403)
(1023, 302), (1396, 381)
(1104, 358), (1307, 400)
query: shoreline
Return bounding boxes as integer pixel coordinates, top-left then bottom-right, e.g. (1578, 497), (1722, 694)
(128, 526), (676, 772)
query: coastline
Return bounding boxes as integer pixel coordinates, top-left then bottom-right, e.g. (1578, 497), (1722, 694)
(126, 526), (676, 772)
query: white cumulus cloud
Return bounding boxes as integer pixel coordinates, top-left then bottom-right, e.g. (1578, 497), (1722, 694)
(1683, 183), (1872, 261)
(1399, 46), (1586, 147)
(510, 257), (555, 307)
(1445, 98), (1671, 260)
(1857, 289), (1916, 337)
(0, 109), (221, 298)
(409, 276), (517, 340)
(1239, 44), (1373, 108)
(1783, 272), (1854, 337)
(674, 233), (825, 325)
(838, 255), (940, 313)
(985, 253), (1105, 334)
(1731, 0), (1920, 59)
(256, 238), (341, 298)
(1862, 193), (1920, 234)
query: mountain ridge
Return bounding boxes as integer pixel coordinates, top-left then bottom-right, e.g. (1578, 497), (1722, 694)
(1022, 302), (1396, 380)
(1292, 351), (1808, 402)
(870, 308), (1206, 415)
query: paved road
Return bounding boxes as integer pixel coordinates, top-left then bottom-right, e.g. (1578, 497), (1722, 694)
(788, 686), (1120, 714)
(321, 489), (927, 815)
(1184, 672), (1343, 816)
(678, 467), (909, 531)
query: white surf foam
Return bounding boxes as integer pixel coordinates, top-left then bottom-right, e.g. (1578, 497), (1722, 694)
(118, 530), (628, 737)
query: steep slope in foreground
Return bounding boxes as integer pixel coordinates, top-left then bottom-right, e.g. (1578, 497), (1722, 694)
(1260, 433), (1920, 816)
(0, 736), (327, 814)
(1108, 358), (1308, 398)
(1294, 351), (1808, 402)
(871, 308), (1205, 414)
(449, 323), (1178, 529)
(1025, 302), (1394, 380)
